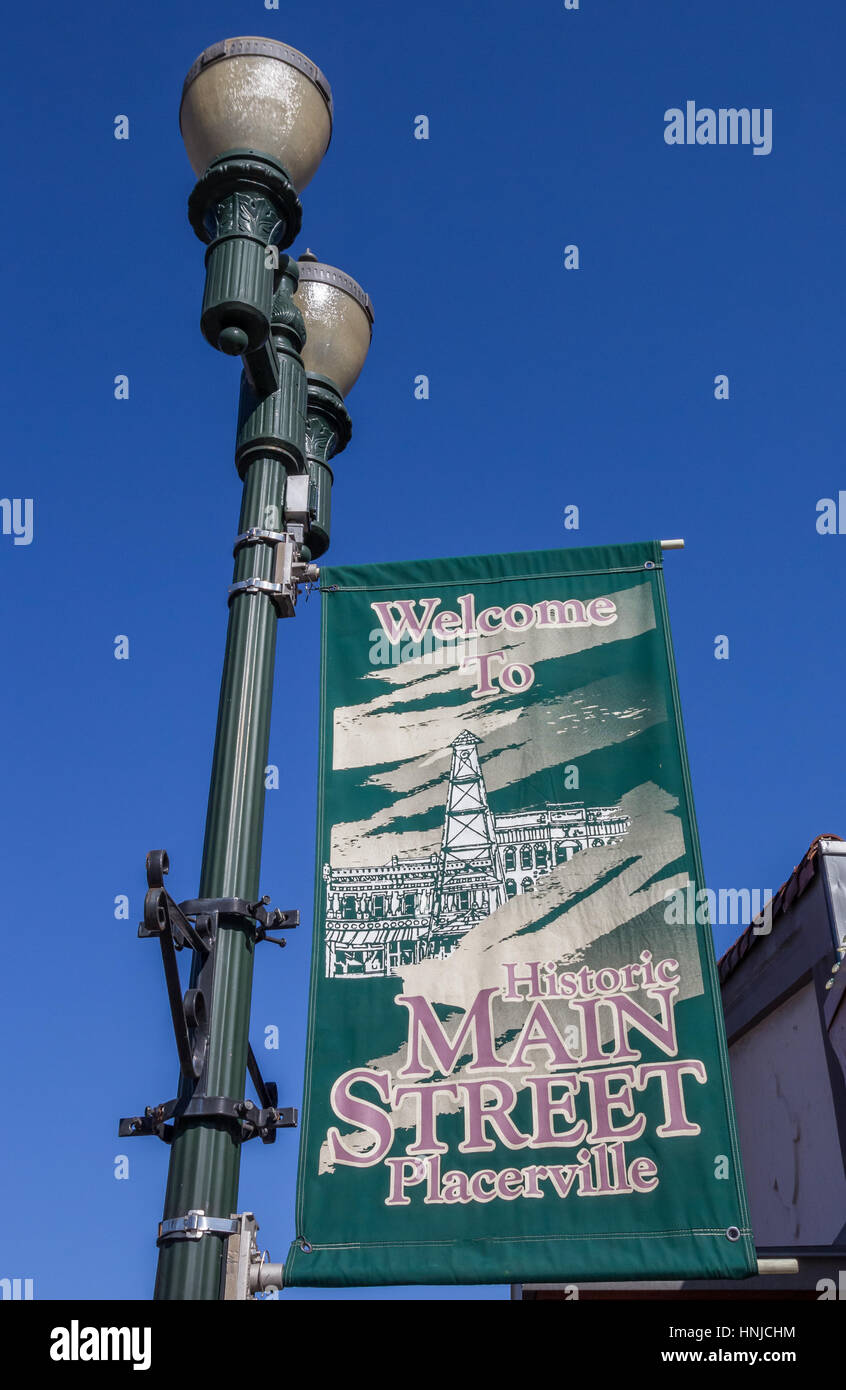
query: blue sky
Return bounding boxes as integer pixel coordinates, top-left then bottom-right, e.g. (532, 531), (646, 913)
(1, 0), (844, 1300)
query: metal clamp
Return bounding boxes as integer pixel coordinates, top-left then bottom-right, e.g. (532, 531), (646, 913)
(119, 1094), (297, 1145)
(178, 894), (298, 945)
(228, 527), (320, 618)
(228, 576), (289, 604)
(158, 1210), (240, 1244)
(232, 527), (288, 556)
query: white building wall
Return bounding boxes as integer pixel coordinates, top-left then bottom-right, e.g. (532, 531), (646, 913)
(729, 982), (846, 1245)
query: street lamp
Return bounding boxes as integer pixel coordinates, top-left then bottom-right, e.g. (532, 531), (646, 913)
(295, 253), (373, 558)
(119, 36), (372, 1302)
(179, 36), (332, 191)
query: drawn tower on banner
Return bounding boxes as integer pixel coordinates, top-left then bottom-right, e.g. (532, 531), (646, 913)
(323, 732), (631, 979)
(429, 732), (507, 956)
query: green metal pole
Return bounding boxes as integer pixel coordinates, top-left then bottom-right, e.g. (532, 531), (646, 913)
(153, 466), (278, 1300)
(155, 267), (307, 1301)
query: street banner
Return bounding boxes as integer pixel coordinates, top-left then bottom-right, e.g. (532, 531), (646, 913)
(285, 540), (756, 1287)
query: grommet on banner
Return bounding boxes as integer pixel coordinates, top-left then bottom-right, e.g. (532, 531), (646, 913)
(725, 1226), (741, 1241)
(644, 561), (655, 570)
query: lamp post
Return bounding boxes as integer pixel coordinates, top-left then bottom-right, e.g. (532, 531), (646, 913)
(137, 36), (372, 1302)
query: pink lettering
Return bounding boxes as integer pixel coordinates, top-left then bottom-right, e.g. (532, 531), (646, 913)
(328, 1068), (393, 1167)
(397, 988), (506, 1080)
(458, 1078), (528, 1153)
(586, 596), (617, 625)
(477, 606), (504, 635)
(525, 1075), (587, 1146)
(369, 597), (441, 643)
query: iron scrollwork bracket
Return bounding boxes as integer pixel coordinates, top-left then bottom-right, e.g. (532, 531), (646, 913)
(119, 850), (299, 1144)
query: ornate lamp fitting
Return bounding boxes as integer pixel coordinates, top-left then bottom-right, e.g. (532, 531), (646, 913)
(301, 372), (352, 559)
(270, 255), (306, 355)
(188, 151), (303, 356)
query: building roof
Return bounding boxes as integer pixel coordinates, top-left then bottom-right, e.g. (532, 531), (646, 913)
(718, 834), (844, 985)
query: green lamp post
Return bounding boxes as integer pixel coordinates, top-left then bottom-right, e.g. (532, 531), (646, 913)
(123, 36), (373, 1302)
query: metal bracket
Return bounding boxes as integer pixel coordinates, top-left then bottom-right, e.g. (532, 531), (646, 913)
(228, 576), (290, 608)
(272, 534), (320, 617)
(232, 527), (288, 556)
(221, 1212), (285, 1298)
(283, 474), (310, 531)
(241, 337), (280, 398)
(119, 850), (298, 1146)
(159, 1210), (240, 1244)
(178, 893), (298, 945)
(139, 851), (211, 1081)
(120, 1094), (297, 1145)
(121, 1095), (297, 1144)
(228, 528), (319, 618)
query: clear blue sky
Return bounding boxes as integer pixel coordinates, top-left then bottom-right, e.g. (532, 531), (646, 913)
(1, 0), (843, 1300)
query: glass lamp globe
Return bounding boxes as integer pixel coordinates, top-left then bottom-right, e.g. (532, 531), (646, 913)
(180, 37), (333, 191)
(294, 253), (374, 397)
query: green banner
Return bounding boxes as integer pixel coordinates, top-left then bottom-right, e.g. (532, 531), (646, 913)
(285, 540), (756, 1287)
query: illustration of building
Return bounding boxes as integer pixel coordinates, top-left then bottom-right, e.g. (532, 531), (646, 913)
(324, 731), (631, 978)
